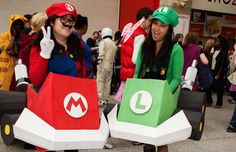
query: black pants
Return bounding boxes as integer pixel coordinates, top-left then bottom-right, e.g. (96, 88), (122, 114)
(208, 77), (224, 106)
(230, 92), (236, 101)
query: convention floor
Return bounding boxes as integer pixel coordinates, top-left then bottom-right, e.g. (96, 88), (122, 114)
(0, 94), (236, 152)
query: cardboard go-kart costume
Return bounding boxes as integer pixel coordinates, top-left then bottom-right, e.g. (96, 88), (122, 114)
(107, 76), (206, 146)
(15, 73), (110, 150)
(107, 5), (206, 145)
(1, 72), (109, 150)
(0, 61), (205, 150)
(1, 2), (110, 150)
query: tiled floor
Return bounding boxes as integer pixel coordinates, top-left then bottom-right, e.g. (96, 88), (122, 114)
(0, 94), (236, 152)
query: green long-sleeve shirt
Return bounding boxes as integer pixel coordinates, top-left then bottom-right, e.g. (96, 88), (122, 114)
(134, 43), (184, 92)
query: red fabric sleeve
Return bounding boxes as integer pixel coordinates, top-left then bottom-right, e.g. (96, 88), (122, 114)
(79, 40), (86, 78)
(81, 59), (86, 78)
(76, 59), (86, 78)
(29, 46), (49, 88)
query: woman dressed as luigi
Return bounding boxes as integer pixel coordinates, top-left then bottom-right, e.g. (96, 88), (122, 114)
(134, 7), (184, 152)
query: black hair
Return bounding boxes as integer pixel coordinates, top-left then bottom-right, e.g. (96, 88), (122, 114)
(198, 40), (203, 45)
(24, 14), (32, 21)
(74, 14), (88, 29)
(136, 7), (153, 21)
(103, 36), (112, 40)
(93, 31), (99, 35)
(141, 19), (174, 70)
(114, 31), (121, 41)
(173, 33), (183, 43)
(33, 15), (85, 61)
(11, 19), (25, 38)
(217, 34), (229, 51)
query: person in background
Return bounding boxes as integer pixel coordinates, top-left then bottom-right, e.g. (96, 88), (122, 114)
(173, 33), (183, 46)
(198, 40), (203, 49)
(227, 45), (236, 131)
(96, 30), (102, 46)
(73, 14), (93, 78)
(110, 30), (122, 94)
(203, 38), (215, 60)
(227, 104), (236, 133)
(0, 14), (27, 90)
(115, 7), (153, 102)
(19, 12), (47, 70)
(87, 31), (99, 77)
(96, 28), (117, 149)
(96, 27), (117, 106)
(24, 14), (32, 28)
(198, 42), (214, 106)
(208, 35), (229, 108)
(182, 32), (201, 76)
(22, 13), (33, 34)
(134, 6), (183, 152)
(227, 44), (236, 104)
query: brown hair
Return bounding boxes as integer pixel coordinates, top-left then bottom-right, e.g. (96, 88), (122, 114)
(183, 32), (199, 46)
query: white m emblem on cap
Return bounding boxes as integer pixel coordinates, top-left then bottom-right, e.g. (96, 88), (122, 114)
(65, 3), (74, 12)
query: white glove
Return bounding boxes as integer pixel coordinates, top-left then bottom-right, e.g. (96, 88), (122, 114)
(40, 26), (55, 59)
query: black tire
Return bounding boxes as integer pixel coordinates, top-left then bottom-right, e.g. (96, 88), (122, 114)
(178, 89), (206, 113)
(1, 114), (20, 146)
(173, 108), (205, 141)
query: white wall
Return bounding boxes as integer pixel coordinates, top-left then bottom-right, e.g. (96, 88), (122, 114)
(0, 0), (119, 40)
(192, 0), (236, 15)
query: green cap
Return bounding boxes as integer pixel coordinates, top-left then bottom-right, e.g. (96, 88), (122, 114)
(152, 7), (179, 27)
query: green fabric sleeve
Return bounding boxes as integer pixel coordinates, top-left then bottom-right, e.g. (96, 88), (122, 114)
(133, 43), (143, 78)
(167, 44), (184, 92)
(133, 43), (184, 93)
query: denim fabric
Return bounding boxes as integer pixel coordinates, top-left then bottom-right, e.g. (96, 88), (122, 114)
(230, 105), (236, 128)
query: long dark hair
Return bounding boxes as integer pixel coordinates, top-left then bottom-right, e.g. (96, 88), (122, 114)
(141, 19), (174, 70)
(33, 15), (85, 61)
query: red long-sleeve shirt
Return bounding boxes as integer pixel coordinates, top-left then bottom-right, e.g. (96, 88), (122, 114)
(29, 45), (86, 88)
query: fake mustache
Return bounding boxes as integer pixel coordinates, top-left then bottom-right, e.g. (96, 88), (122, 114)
(62, 23), (73, 29)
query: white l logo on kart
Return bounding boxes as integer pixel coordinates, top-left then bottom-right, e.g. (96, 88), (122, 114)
(130, 90), (152, 114)
(64, 92), (88, 118)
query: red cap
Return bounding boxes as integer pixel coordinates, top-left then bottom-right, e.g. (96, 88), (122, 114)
(46, 2), (77, 20)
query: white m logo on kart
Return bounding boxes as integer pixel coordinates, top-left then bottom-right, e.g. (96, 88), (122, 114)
(64, 92), (88, 118)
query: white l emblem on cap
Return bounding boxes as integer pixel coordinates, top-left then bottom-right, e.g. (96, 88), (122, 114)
(159, 7), (168, 13)
(65, 3), (74, 12)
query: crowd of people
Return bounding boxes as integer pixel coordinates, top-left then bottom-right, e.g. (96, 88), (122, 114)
(0, 2), (236, 152)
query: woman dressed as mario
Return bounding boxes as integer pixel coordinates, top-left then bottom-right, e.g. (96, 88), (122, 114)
(29, 2), (86, 90)
(29, 2), (85, 152)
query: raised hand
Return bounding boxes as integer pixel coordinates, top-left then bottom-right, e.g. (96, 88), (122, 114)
(40, 26), (55, 59)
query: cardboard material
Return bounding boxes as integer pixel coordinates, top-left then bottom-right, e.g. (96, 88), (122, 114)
(118, 79), (180, 127)
(0, 90), (26, 120)
(108, 105), (192, 146)
(1, 114), (21, 146)
(13, 108), (109, 150)
(178, 90), (206, 113)
(182, 109), (205, 141)
(27, 72), (100, 130)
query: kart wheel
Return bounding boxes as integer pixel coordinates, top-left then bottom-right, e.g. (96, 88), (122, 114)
(1, 114), (20, 146)
(173, 108), (205, 141)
